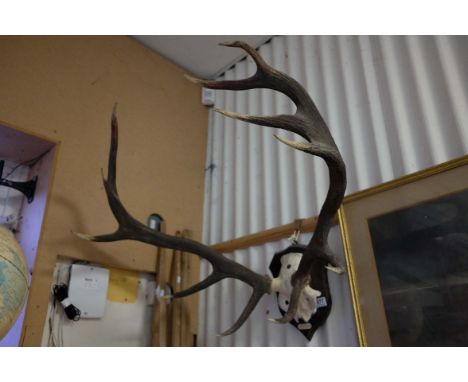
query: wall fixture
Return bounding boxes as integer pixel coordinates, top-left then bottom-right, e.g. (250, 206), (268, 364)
(269, 243), (335, 341)
(74, 41), (347, 339)
(148, 213), (164, 232)
(0, 160), (37, 203)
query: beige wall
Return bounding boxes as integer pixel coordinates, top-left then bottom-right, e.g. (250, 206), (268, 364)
(0, 36), (208, 346)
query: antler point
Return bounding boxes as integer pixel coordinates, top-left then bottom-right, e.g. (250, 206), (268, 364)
(72, 230), (95, 241)
(213, 108), (229, 117)
(112, 103), (118, 118)
(184, 73), (203, 84)
(326, 265), (345, 274)
(274, 134), (315, 152)
(214, 108), (245, 120)
(213, 108), (226, 115)
(219, 41), (237, 47)
(100, 168), (107, 181)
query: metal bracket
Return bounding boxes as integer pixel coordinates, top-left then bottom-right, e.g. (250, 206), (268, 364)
(0, 160), (37, 203)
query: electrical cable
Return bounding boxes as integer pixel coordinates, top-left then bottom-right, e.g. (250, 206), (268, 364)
(52, 283), (81, 321)
(2, 147), (52, 179)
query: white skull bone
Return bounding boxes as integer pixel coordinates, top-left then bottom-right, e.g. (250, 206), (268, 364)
(271, 252), (322, 322)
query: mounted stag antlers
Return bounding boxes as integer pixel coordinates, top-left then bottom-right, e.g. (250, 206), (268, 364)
(74, 41), (346, 336)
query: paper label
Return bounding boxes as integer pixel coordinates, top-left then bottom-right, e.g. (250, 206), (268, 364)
(316, 296), (327, 308)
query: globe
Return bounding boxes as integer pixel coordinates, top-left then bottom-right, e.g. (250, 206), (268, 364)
(0, 225), (28, 340)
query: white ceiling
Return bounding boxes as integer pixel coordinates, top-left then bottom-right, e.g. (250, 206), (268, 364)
(132, 35), (273, 79)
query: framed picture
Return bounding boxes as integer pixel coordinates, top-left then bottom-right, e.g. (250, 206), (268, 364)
(339, 155), (468, 346)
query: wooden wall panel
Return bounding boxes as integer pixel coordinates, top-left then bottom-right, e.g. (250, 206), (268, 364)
(0, 36), (208, 346)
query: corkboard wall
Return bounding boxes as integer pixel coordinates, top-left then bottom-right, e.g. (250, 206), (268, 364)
(0, 36), (209, 345)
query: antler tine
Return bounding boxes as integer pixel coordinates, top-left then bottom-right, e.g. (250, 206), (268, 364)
(186, 41), (315, 114)
(273, 134), (338, 157)
(171, 272), (225, 299)
(214, 108), (307, 138)
(171, 271), (268, 337)
(74, 107), (272, 336)
(217, 288), (265, 336)
(108, 103), (118, 187)
(187, 41), (339, 153)
(72, 104), (142, 243)
(219, 41), (270, 72)
(171, 271), (267, 337)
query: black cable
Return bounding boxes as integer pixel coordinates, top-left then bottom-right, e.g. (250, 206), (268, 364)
(53, 283), (81, 321)
(2, 147), (52, 179)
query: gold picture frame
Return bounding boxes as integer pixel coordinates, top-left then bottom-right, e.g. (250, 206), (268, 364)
(339, 154), (468, 346)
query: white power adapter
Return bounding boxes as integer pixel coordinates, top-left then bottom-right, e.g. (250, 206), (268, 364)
(68, 264), (110, 318)
(201, 87), (215, 106)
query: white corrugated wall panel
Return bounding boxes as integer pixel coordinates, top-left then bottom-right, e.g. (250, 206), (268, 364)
(199, 35), (468, 347)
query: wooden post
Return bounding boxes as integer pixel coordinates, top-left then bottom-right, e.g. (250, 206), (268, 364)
(152, 228), (196, 346)
(180, 230), (193, 346)
(168, 233), (183, 347)
(151, 221), (171, 347)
